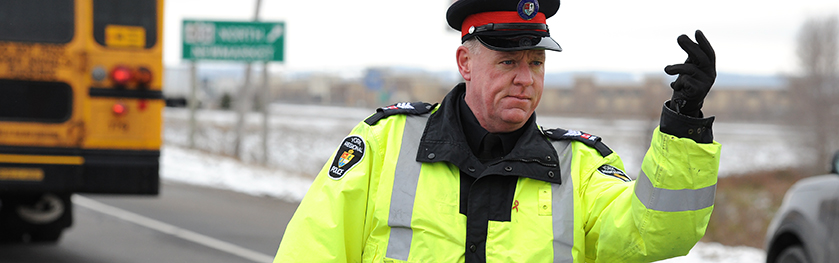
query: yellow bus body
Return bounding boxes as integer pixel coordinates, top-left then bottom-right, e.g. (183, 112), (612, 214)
(0, 0), (163, 195)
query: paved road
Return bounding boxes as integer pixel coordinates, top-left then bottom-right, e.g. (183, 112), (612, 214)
(0, 182), (299, 263)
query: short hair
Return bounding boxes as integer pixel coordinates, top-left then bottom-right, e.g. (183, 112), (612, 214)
(463, 38), (482, 56)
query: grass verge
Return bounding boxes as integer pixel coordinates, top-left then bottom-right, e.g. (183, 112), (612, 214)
(701, 167), (820, 248)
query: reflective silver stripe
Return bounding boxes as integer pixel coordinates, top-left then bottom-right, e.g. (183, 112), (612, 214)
(385, 115), (428, 261)
(634, 170), (716, 212)
(551, 140), (575, 263)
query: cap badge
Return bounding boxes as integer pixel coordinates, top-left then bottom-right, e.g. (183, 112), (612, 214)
(517, 0), (539, 20)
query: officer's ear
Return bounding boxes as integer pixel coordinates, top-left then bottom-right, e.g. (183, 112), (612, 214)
(456, 45), (472, 81)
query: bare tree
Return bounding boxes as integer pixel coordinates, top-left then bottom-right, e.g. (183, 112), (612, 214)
(791, 15), (839, 170)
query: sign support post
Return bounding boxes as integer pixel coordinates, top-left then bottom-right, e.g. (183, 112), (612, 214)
(182, 16), (284, 161)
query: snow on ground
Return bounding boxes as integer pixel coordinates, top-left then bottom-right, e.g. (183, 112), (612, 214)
(161, 145), (311, 202)
(160, 104), (784, 263)
(660, 243), (766, 263)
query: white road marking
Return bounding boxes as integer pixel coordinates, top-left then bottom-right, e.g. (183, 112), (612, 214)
(72, 195), (273, 263)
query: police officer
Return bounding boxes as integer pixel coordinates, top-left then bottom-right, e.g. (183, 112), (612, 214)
(274, 0), (720, 262)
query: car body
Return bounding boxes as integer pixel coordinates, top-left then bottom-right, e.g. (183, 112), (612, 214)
(765, 151), (839, 263)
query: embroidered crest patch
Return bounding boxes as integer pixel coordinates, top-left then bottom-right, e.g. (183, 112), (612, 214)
(597, 164), (631, 182)
(328, 135), (365, 180)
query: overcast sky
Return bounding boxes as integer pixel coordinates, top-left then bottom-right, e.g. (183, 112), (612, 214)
(164, 0), (839, 76)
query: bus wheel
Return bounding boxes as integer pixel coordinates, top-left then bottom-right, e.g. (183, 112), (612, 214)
(0, 193), (72, 243)
(17, 193), (66, 224)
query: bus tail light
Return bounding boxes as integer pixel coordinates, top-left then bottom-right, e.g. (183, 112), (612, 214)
(110, 66), (132, 87)
(112, 102), (127, 115)
(136, 67), (152, 88)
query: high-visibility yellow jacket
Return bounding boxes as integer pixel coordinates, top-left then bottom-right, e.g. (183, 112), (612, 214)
(275, 84), (721, 263)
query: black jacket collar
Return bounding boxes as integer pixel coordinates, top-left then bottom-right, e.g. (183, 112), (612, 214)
(416, 83), (562, 184)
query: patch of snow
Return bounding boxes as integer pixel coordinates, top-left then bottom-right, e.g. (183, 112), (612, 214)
(161, 144), (311, 202)
(658, 242), (766, 263)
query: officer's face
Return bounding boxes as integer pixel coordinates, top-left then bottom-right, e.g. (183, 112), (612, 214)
(457, 43), (545, 133)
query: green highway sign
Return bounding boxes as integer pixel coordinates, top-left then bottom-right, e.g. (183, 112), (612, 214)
(182, 20), (285, 62)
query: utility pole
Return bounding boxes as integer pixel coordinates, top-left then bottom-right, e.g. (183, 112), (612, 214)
(257, 0), (272, 165)
(188, 61), (198, 148)
(260, 61), (270, 165)
(232, 0), (263, 159)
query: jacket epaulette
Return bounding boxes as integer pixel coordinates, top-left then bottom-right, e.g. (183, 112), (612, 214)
(364, 102), (437, 125)
(542, 128), (613, 157)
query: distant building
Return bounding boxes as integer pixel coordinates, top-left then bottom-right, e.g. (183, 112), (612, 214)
(276, 68), (449, 108)
(539, 76), (788, 122)
(539, 76), (669, 119)
(168, 65), (791, 123)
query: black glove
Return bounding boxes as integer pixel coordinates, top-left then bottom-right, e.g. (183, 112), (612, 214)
(664, 30), (716, 117)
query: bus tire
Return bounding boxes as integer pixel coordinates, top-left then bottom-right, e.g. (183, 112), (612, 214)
(0, 193), (72, 244)
(16, 193), (66, 224)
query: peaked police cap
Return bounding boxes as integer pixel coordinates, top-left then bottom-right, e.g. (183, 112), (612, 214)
(447, 0), (562, 52)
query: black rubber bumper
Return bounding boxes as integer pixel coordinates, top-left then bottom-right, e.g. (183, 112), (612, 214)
(80, 149), (160, 195)
(0, 146), (159, 195)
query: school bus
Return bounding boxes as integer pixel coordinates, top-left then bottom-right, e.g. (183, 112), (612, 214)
(0, 0), (163, 242)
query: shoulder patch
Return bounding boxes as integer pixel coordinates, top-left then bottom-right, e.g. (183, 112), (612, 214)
(328, 135), (366, 180)
(597, 164), (632, 182)
(364, 102), (437, 125)
(542, 128), (613, 157)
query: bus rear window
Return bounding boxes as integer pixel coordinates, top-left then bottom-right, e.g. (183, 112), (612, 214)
(0, 79), (72, 123)
(93, 0), (157, 49)
(0, 0), (75, 43)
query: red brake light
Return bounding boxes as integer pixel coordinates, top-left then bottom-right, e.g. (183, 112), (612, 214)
(112, 103), (127, 115)
(111, 66), (132, 86)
